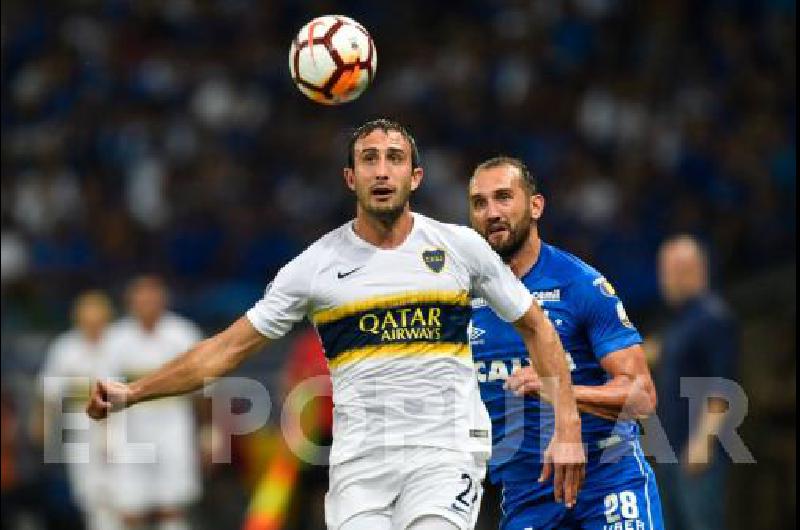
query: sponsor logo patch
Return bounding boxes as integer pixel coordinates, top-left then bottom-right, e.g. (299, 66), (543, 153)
(532, 288), (561, 302)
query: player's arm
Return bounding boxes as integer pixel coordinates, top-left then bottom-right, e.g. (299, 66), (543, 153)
(511, 345), (655, 419)
(512, 302), (582, 429)
(575, 344), (656, 419)
(512, 301), (585, 508)
(87, 317), (268, 419)
(509, 344), (657, 421)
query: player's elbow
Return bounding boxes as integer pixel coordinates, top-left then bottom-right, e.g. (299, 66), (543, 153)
(639, 381), (658, 417)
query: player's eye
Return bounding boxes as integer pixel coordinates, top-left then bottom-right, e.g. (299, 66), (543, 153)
(496, 191), (513, 201)
(471, 197), (486, 209)
(387, 151), (405, 163)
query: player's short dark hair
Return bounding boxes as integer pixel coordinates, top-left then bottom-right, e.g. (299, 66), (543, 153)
(473, 156), (539, 195)
(346, 118), (421, 169)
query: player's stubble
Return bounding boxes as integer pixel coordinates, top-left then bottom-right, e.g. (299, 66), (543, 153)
(354, 171), (414, 225)
(478, 200), (534, 260)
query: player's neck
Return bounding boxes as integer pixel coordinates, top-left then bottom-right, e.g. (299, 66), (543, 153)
(507, 233), (542, 278)
(82, 330), (104, 345)
(137, 317), (160, 334)
(353, 208), (414, 249)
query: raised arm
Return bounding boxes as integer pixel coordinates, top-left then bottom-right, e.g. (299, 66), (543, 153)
(87, 316), (269, 420)
(512, 301), (585, 508)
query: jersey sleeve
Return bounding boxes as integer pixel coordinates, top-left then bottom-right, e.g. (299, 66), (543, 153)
(246, 248), (316, 339)
(576, 275), (642, 359)
(456, 227), (533, 322)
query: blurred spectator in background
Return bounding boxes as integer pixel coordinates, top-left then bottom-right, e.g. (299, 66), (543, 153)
(36, 291), (119, 530)
(653, 235), (740, 530)
(104, 276), (203, 530)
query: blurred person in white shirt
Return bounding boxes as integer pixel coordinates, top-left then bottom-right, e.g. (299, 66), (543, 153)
(37, 290), (120, 530)
(105, 276), (203, 530)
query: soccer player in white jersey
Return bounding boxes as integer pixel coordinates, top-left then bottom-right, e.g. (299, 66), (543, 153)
(38, 291), (120, 530)
(104, 276), (203, 530)
(87, 119), (585, 530)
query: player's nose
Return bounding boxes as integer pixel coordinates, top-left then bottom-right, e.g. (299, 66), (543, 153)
(485, 200), (503, 221)
(373, 156), (390, 179)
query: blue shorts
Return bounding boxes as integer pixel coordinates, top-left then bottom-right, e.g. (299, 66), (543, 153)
(499, 442), (664, 530)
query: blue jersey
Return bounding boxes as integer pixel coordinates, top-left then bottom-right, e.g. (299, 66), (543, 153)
(471, 242), (643, 484)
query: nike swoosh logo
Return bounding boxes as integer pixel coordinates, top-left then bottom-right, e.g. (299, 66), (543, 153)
(337, 267), (363, 279)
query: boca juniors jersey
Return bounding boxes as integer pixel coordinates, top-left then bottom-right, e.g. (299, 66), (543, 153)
(247, 212), (534, 464)
(470, 242), (643, 483)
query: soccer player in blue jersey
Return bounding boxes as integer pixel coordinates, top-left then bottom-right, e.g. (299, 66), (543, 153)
(468, 157), (665, 530)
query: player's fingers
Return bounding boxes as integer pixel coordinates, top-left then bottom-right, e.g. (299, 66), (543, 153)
(87, 382), (111, 419)
(97, 380), (110, 401)
(538, 450), (552, 483)
(523, 379), (542, 393)
(538, 461), (551, 483)
(565, 465), (579, 508)
(86, 396), (109, 420)
(553, 463), (565, 504)
(504, 373), (523, 392)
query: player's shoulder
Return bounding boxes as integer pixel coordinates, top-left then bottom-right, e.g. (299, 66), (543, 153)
(50, 328), (81, 348)
(103, 317), (142, 346)
(159, 312), (202, 334)
(415, 212), (470, 236)
(544, 243), (604, 285)
(695, 292), (735, 324)
(289, 221), (351, 265)
(311, 222), (351, 250)
(106, 317), (136, 335)
(46, 329), (83, 358)
(412, 212), (485, 250)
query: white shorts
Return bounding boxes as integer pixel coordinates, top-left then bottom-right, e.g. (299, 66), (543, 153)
(108, 446), (200, 514)
(325, 446), (487, 530)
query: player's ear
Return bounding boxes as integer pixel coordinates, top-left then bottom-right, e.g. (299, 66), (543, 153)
(343, 167), (356, 191)
(410, 167), (423, 192)
(530, 194), (545, 221)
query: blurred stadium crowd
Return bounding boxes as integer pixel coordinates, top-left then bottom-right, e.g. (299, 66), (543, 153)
(1, 1), (795, 529)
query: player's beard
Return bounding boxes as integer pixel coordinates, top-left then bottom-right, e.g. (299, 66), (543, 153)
(486, 208), (533, 261)
(358, 181), (412, 224)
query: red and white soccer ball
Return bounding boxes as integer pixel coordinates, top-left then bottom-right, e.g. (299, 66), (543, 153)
(289, 15), (377, 105)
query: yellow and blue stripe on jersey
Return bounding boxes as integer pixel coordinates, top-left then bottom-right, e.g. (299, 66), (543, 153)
(312, 290), (472, 369)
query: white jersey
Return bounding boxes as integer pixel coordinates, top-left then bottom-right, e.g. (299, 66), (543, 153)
(104, 313), (202, 464)
(41, 329), (113, 406)
(40, 330), (113, 508)
(247, 212), (534, 464)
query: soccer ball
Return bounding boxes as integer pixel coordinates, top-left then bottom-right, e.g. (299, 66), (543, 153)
(289, 15), (377, 105)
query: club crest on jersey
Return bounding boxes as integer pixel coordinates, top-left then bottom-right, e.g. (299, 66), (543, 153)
(422, 249), (446, 273)
(593, 277), (617, 297)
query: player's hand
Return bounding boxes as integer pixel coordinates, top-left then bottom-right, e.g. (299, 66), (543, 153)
(504, 366), (544, 397)
(86, 380), (133, 420)
(539, 430), (586, 509)
(682, 435), (713, 476)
